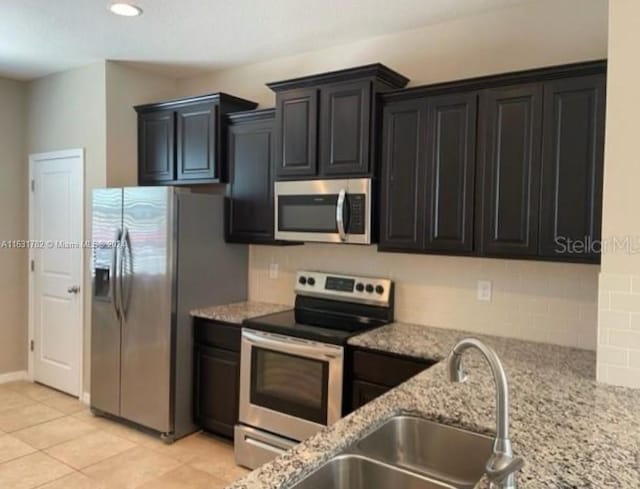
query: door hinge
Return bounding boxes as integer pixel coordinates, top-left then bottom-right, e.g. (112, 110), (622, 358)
(30, 340), (34, 352)
(30, 179), (35, 192)
(30, 260), (35, 272)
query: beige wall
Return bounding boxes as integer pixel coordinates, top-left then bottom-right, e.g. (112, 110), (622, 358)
(106, 62), (177, 187)
(177, 0), (607, 106)
(597, 0), (640, 388)
(28, 62), (107, 393)
(0, 77), (28, 375)
(178, 0), (608, 351)
(26, 62), (177, 394)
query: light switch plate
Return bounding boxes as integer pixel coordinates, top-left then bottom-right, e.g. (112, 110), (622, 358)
(269, 263), (279, 279)
(477, 280), (492, 302)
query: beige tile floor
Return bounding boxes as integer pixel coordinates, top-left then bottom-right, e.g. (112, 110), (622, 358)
(0, 381), (250, 489)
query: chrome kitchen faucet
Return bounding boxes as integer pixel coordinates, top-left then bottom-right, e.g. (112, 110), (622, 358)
(447, 338), (525, 489)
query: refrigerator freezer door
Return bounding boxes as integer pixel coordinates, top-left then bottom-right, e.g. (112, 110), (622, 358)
(120, 187), (175, 433)
(91, 188), (123, 416)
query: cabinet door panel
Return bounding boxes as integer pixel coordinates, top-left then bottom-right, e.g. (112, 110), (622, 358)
(379, 100), (426, 251)
(320, 81), (371, 176)
(424, 93), (477, 252)
(177, 103), (217, 181)
(478, 84), (543, 257)
(194, 344), (239, 438)
(276, 89), (318, 178)
(227, 120), (276, 242)
(350, 380), (388, 412)
(540, 75), (605, 262)
(138, 110), (175, 183)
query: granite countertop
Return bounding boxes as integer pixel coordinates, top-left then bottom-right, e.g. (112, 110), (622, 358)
(228, 322), (640, 489)
(190, 301), (291, 324)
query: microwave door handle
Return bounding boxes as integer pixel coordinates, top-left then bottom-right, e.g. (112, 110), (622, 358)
(336, 189), (347, 242)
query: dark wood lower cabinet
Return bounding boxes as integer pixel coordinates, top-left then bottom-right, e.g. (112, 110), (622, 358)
(193, 319), (241, 439)
(351, 380), (389, 410)
(346, 347), (435, 413)
(194, 344), (239, 438)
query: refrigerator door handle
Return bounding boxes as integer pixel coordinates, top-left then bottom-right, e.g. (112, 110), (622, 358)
(119, 227), (131, 320)
(112, 228), (122, 321)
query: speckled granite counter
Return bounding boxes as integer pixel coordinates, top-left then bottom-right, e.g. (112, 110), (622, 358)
(228, 322), (640, 489)
(190, 301), (291, 325)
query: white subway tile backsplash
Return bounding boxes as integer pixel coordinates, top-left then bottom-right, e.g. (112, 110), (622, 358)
(608, 329), (640, 350)
(597, 346), (629, 366)
(598, 309), (630, 330)
(599, 273), (632, 293)
(610, 292), (640, 313)
(597, 291), (610, 310)
(250, 244), (599, 351)
(630, 313), (640, 331)
(628, 350), (640, 370)
(605, 365), (640, 389)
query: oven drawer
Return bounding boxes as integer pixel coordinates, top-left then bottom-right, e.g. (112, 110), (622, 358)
(234, 425), (296, 470)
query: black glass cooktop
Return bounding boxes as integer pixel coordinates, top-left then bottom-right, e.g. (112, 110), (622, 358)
(244, 309), (386, 345)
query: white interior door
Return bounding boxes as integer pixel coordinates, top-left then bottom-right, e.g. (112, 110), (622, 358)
(30, 150), (84, 396)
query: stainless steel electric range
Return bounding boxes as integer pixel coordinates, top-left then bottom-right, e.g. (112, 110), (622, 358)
(234, 270), (394, 469)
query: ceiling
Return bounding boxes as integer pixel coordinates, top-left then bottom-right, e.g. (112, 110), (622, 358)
(0, 0), (532, 80)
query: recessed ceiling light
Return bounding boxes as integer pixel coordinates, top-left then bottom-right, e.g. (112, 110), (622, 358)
(109, 3), (143, 17)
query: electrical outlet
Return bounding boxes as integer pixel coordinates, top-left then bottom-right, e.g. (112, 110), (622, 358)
(269, 263), (279, 279)
(477, 280), (492, 302)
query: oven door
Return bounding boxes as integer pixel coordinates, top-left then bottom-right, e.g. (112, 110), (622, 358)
(239, 328), (344, 441)
(275, 178), (371, 244)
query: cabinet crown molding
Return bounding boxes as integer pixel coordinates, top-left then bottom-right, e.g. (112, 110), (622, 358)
(267, 63), (409, 92)
(382, 59), (607, 103)
(135, 92), (258, 113)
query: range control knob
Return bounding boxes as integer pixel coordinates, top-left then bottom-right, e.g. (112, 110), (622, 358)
(375, 285), (385, 295)
(298, 276), (307, 285)
(355, 283), (365, 292)
(308, 277), (316, 286)
(365, 284), (374, 293)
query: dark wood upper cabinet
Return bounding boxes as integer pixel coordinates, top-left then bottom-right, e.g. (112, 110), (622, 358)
(275, 88), (319, 178)
(539, 75), (606, 262)
(477, 84), (543, 257)
(226, 109), (282, 244)
(319, 81), (372, 176)
(135, 93), (257, 186)
(269, 64), (410, 180)
(176, 103), (217, 181)
(379, 100), (426, 251)
(379, 60), (605, 263)
(379, 92), (477, 254)
(138, 110), (175, 183)
(424, 92), (478, 253)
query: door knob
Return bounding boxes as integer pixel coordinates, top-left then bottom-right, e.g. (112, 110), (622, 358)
(67, 285), (80, 294)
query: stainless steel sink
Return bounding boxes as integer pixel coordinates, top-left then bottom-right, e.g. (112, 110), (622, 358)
(350, 415), (493, 489)
(289, 454), (456, 489)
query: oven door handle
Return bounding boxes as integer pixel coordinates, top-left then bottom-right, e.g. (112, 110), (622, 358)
(242, 329), (342, 361)
(336, 188), (347, 242)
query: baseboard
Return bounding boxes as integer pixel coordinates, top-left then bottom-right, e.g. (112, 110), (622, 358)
(82, 392), (91, 405)
(0, 370), (28, 384)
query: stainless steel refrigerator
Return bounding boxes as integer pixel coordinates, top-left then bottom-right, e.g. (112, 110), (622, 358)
(90, 187), (247, 442)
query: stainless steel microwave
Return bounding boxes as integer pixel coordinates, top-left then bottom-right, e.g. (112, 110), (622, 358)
(274, 178), (372, 244)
